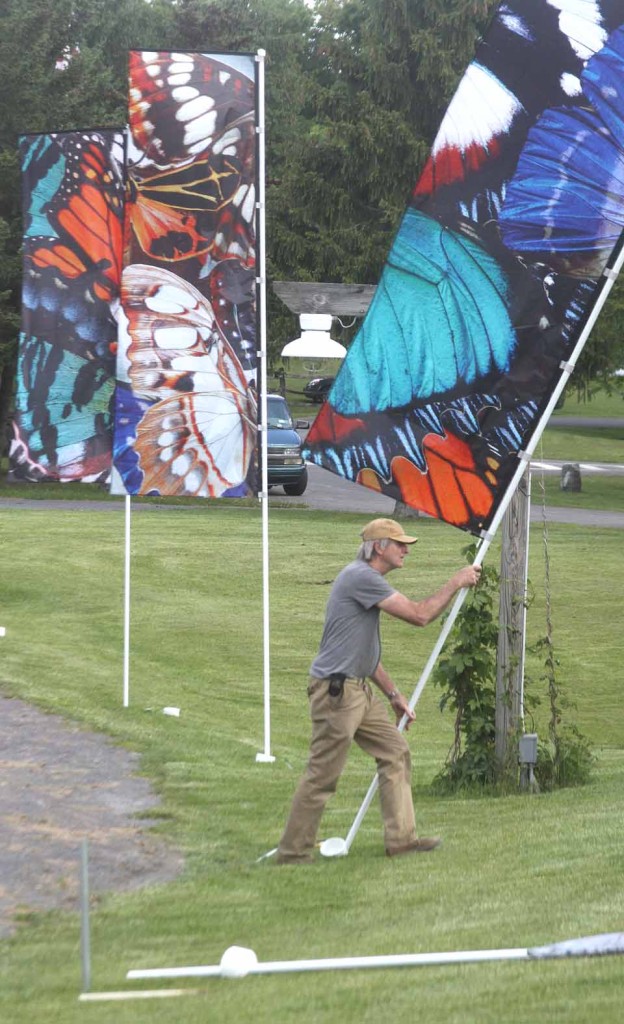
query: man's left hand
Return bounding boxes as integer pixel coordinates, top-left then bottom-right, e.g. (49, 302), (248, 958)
(390, 692), (415, 729)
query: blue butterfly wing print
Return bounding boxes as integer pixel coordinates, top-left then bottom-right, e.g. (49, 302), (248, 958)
(11, 337), (114, 482)
(499, 103), (624, 274)
(304, 209), (524, 532)
(329, 210), (517, 416)
(20, 134), (67, 239)
(11, 130), (125, 483)
(499, 21), (624, 273)
(415, 0), (613, 227)
(583, 23), (624, 136)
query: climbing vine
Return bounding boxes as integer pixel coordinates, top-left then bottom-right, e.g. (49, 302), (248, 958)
(431, 544), (499, 792)
(529, 485), (594, 790)
(431, 542), (594, 793)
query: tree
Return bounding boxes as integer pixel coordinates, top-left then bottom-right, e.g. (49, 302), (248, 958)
(573, 276), (624, 398)
(269, 0), (494, 285)
(173, 1), (495, 357)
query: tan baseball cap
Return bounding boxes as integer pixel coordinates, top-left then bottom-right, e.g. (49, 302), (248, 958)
(360, 518), (418, 544)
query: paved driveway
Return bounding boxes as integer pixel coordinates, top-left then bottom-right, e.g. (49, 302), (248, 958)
(272, 460), (624, 529)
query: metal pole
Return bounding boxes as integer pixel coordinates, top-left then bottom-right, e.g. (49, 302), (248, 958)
(255, 49), (274, 764)
(80, 839), (91, 993)
(128, 948), (530, 980)
(126, 932), (624, 983)
(338, 243), (624, 852)
(123, 495), (131, 707)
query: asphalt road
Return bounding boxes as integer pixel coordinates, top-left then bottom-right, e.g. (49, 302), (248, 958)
(279, 414), (624, 527)
(274, 460), (624, 529)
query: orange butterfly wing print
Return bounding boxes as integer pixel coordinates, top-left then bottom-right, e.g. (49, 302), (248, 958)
(32, 182), (123, 302)
(358, 431), (496, 528)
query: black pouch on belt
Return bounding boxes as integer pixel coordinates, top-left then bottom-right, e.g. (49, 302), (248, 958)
(328, 672), (347, 697)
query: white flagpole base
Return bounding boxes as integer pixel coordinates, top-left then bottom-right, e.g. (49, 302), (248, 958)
(319, 837), (348, 858)
(255, 752), (276, 763)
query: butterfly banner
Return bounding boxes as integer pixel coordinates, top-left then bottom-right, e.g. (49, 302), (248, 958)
(304, 0), (624, 536)
(10, 129), (125, 483)
(111, 51), (258, 498)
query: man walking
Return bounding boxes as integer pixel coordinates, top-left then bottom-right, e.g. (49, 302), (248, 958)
(276, 518), (481, 864)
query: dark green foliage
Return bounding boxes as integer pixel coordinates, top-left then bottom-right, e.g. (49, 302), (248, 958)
(431, 543), (500, 792)
(268, 0), (494, 293)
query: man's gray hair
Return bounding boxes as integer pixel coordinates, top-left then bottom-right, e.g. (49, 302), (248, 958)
(357, 537), (390, 562)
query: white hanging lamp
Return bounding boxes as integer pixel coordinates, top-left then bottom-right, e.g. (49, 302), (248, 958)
(281, 314), (347, 358)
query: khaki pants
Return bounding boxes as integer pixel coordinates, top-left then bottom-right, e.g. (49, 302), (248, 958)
(276, 677), (417, 862)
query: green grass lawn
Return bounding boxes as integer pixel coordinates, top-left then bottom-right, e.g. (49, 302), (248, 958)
(543, 386), (624, 468)
(0, 506), (623, 1023)
(553, 387), (624, 419)
(533, 473), (623, 513)
(539, 426), (624, 464)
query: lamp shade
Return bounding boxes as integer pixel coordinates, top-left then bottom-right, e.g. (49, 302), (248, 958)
(281, 333), (347, 358)
(281, 313), (347, 359)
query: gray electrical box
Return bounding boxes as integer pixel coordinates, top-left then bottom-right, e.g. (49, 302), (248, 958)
(519, 733), (538, 765)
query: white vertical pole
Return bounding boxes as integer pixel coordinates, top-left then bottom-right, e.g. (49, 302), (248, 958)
(123, 495), (131, 708)
(255, 49), (275, 763)
(338, 242), (624, 851)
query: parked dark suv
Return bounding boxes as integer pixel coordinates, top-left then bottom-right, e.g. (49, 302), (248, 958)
(266, 394), (308, 495)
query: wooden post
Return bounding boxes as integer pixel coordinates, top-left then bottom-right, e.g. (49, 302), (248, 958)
(393, 500), (420, 520)
(495, 465), (531, 773)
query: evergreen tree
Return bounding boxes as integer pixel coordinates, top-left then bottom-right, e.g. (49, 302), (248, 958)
(269, 0), (495, 292)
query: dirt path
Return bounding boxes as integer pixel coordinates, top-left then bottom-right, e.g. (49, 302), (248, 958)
(0, 694), (183, 938)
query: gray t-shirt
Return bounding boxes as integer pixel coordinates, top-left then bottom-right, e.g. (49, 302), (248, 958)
(310, 560), (396, 679)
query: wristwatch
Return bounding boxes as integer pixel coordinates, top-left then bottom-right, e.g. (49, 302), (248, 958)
(387, 689), (399, 701)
